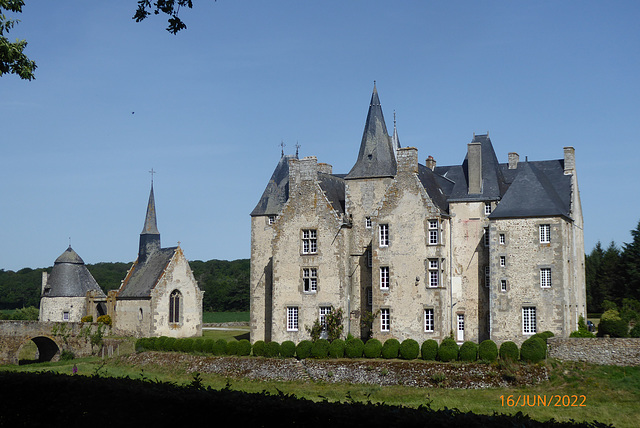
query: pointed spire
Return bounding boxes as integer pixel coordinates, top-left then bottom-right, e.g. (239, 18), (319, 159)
(391, 110), (400, 157)
(141, 182), (160, 235)
(346, 82), (397, 179)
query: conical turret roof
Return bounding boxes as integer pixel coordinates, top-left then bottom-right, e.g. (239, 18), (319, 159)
(43, 246), (105, 298)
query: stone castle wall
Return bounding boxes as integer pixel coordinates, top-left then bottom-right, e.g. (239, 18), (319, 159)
(547, 337), (640, 366)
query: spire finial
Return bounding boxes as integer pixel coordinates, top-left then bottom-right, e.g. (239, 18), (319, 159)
(280, 140), (285, 157)
(149, 168), (156, 185)
(295, 141), (300, 159)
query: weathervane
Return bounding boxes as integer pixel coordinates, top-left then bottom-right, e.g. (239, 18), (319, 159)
(295, 141), (301, 159)
(149, 168), (156, 184)
(280, 140), (286, 157)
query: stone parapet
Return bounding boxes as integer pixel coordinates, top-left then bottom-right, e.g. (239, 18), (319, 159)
(547, 337), (640, 366)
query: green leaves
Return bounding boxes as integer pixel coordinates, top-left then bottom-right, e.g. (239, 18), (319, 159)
(0, 0), (36, 80)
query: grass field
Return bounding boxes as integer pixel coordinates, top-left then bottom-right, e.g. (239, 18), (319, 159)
(3, 325), (639, 428)
(202, 311), (249, 324)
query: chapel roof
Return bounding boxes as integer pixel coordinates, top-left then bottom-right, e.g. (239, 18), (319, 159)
(117, 246), (178, 299)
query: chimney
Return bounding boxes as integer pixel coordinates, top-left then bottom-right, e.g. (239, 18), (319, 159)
(467, 142), (482, 194)
(564, 147), (575, 175)
(397, 147), (418, 174)
(508, 152), (519, 169)
(41, 271), (48, 295)
(318, 163), (332, 175)
(425, 155), (436, 171)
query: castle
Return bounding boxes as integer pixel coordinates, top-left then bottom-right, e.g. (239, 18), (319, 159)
(250, 84), (586, 346)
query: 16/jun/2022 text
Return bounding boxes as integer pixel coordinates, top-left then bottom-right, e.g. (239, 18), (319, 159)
(500, 395), (586, 407)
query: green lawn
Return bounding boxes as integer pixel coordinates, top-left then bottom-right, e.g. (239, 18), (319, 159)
(202, 311), (249, 323)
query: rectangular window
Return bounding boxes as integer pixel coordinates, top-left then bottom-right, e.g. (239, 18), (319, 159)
(287, 307), (299, 331)
(366, 288), (372, 307)
(367, 249), (372, 268)
(302, 268), (317, 292)
(500, 256), (506, 267)
(428, 259), (439, 288)
(540, 268), (552, 288)
(523, 307), (537, 334)
(381, 308), (390, 332)
(365, 217), (372, 228)
(63, 311), (69, 321)
(499, 233), (505, 245)
(424, 308), (434, 332)
(501, 279), (507, 291)
(484, 202), (492, 215)
(540, 224), (550, 243)
(380, 266), (390, 290)
(302, 229), (317, 254)
(268, 215), (276, 225)
(319, 306), (331, 328)
(485, 266), (490, 287)
(457, 314), (465, 341)
(379, 224), (389, 247)
(428, 219), (439, 245)
(484, 228), (490, 247)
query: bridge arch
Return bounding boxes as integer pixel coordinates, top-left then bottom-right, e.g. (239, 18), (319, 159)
(18, 336), (61, 365)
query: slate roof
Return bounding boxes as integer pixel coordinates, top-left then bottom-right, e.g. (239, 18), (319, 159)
(250, 154), (293, 217)
(42, 246), (105, 298)
(318, 172), (346, 214)
(118, 247), (177, 299)
(346, 84), (397, 179)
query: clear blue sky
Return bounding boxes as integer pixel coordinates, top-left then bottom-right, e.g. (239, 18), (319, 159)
(2, 1), (639, 271)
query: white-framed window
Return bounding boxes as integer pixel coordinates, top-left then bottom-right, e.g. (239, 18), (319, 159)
(501, 279), (507, 291)
(62, 311), (69, 322)
(540, 268), (552, 288)
(268, 215), (276, 225)
(540, 224), (550, 244)
(319, 306), (331, 328)
(500, 256), (506, 267)
(457, 314), (465, 342)
(484, 202), (492, 215)
(522, 307), (537, 334)
(485, 266), (490, 287)
(302, 229), (317, 254)
(499, 233), (506, 245)
(379, 224), (389, 247)
(380, 308), (390, 332)
(428, 259), (439, 288)
(424, 308), (434, 332)
(302, 267), (317, 292)
(287, 306), (299, 331)
(484, 228), (490, 247)
(365, 217), (372, 228)
(428, 219), (439, 245)
(380, 266), (390, 290)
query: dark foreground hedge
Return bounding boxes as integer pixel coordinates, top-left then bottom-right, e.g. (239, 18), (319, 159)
(0, 371), (610, 428)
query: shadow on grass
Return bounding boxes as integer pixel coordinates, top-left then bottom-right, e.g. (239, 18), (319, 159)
(234, 332), (250, 341)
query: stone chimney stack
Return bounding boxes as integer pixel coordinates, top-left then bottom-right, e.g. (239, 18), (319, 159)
(467, 142), (482, 194)
(318, 163), (332, 175)
(425, 155), (436, 171)
(508, 152), (519, 169)
(397, 147), (418, 174)
(41, 271), (48, 295)
(564, 147), (575, 175)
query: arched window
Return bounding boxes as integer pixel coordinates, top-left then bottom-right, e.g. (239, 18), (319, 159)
(169, 290), (182, 323)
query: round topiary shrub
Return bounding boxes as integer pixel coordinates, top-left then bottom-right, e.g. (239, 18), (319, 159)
(478, 339), (498, 362)
(253, 340), (266, 357)
(264, 341), (281, 358)
(164, 337), (178, 352)
(381, 338), (400, 359)
(399, 339), (420, 360)
(192, 339), (206, 353)
(363, 339), (382, 358)
(155, 336), (168, 351)
(236, 339), (252, 356)
(135, 338), (147, 352)
(311, 339), (330, 358)
(345, 337), (364, 358)
(296, 340), (313, 359)
(520, 337), (546, 363)
(437, 338), (459, 362)
(213, 339), (227, 355)
(328, 339), (345, 358)
(226, 341), (239, 355)
(499, 341), (519, 361)
(203, 339), (216, 354)
(421, 339), (438, 361)
(597, 310), (629, 337)
(280, 340), (296, 358)
(458, 341), (478, 362)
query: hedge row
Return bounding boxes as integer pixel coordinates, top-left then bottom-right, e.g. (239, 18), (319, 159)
(136, 333), (553, 363)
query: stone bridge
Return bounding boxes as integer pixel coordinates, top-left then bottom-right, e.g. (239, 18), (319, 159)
(0, 320), (108, 365)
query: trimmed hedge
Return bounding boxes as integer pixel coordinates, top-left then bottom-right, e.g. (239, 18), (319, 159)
(345, 338), (364, 358)
(264, 341), (281, 358)
(280, 341), (296, 358)
(399, 339), (420, 360)
(381, 339), (400, 359)
(499, 341), (519, 361)
(252, 340), (266, 357)
(213, 339), (227, 355)
(328, 339), (345, 358)
(363, 339), (382, 358)
(226, 341), (239, 355)
(296, 340), (313, 359)
(520, 337), (546, 363)
(437, 338), (459, 362)
(311, 339), (330, 358)
(478, 340), (498, 361)
(421, 339), (438, 361)
(458, 341), (477, 362)
(237, 339), (252, 356)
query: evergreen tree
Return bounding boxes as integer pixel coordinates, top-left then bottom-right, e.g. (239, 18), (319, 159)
(621, 220), (640, 301)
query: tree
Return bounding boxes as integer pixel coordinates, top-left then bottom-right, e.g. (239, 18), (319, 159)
(621, 220), (640, 300)
(133, 0), (216, 34)
(0, 0), (36, 80)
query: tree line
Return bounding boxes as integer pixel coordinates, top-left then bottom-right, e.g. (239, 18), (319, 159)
(0, 259), (250, 312)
